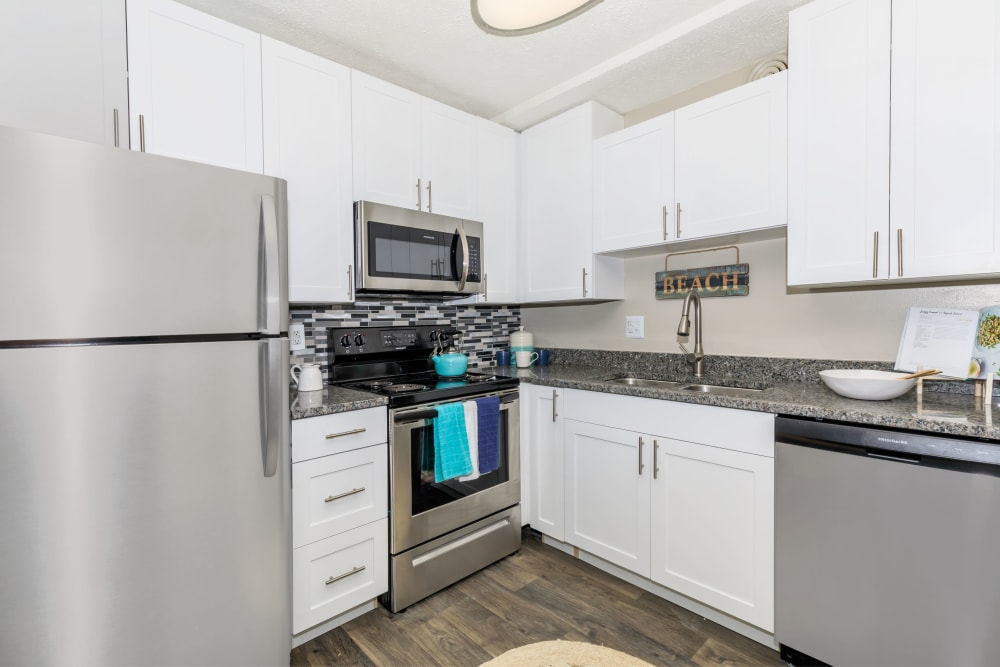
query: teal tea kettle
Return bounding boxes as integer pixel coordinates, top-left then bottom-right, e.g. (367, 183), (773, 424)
(431, 329), (468, 377)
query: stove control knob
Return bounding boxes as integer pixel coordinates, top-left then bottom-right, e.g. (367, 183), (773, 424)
(354, 333), (366, 347)
(339, 334), (352, 348)
(429, 330), (439, 342)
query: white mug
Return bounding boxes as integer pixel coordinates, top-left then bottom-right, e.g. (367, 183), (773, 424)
(291, 363), (323, 391)
(515, 351), (539, 368)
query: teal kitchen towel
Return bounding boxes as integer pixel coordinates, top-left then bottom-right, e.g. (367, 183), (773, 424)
(433, 402), (473, 482)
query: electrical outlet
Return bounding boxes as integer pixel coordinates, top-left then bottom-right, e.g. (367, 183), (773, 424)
(289, 323), (306, 351)
(625, 315), (644, 339)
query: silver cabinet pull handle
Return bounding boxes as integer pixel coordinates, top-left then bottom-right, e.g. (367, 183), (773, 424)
(325, 565), (366, 585)
(873, 231), (879, 278)
(325, 427), (366, 440)
(416, 178), (422, 209)
(675, 202), (682, 238)
(426, 180), (433, 212)
(897, 228), (903, 277)
(638, 436), (645, 476)
(139, 114), (146, 152)
(662, 205), (668, 240)
(113, 108), (120, 148)
(582, 267), (588, 298)
(653, 440), (659, 479)
(552, 389), (558, 422)
(347, 264), (353, 300)
(325, 487), (365, 503)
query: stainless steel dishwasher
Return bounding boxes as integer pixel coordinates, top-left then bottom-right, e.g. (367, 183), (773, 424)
(775, 416), (1000, 667)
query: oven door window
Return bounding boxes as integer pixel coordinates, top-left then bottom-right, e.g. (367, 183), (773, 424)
(410, 416), (510, 515)
(367, 221), (458, 282)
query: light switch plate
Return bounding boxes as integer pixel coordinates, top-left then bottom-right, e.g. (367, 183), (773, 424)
(625, 315), (644, 339)
(290, 322), (306, 351)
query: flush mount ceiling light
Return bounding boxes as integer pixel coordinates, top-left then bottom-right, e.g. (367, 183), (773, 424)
(471, 0), (604, 36)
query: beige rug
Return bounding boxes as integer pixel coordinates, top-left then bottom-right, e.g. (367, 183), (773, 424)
(480, 640), (656, 667)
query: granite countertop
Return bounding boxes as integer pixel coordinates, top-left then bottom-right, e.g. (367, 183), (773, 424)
(496, 363), (1000, 442)
(291, 350), (1000, 444)
(290, 385), (387, 420)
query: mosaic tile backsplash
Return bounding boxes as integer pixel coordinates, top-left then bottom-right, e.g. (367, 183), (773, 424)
(289, 300), (522, 381)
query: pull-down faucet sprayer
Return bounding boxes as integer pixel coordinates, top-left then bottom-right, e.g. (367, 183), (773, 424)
(676, 291), (705, 378)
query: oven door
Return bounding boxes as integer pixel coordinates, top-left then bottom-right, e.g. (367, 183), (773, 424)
(355, 200), (482, 295)
(389, 391), (519, 554)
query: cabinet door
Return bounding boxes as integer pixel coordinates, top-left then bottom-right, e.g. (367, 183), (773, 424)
(593, 114), (675, 252)
(564, 421), (651, 576)
(650, 438), (774, 631)
(421, 98), (478, 218)
(521, 385), (564, 540)
(126, 0), (263, 171)
(351, 71), (422, 210)
(891, 0), (1000, 280)
(262, 38), (354, 303)
(519, 102), (623, 302)
(787, 0), (891, 285)
(477, 119), (519, 302)
(675, 72), (788, 241)
(0, 0), (128, 147)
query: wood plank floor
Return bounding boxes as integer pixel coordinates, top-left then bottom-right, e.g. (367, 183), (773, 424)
(291, 530), (784, 667)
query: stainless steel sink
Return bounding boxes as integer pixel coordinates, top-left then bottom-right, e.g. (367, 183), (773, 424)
(604, 377), (686, 389)
(604, 377), (764, 398)
(679, 383), (764, 398)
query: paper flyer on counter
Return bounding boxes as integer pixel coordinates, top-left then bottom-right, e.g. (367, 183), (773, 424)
(895, 305), (1000, 379)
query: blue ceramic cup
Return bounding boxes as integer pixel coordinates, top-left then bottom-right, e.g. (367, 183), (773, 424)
(537, 349), (554, 366)
(495, 349), (511, 366)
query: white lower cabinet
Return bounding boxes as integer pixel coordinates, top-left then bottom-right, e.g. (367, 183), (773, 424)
(291, 408), (388, 637)
(535, 387), (775, 632)
(520, 384), (566, 536)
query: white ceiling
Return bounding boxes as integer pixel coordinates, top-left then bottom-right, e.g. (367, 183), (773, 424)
(174, 0), (810, 130)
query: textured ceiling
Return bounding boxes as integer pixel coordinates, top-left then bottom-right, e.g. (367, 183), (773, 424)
(173, 0), (810, 130)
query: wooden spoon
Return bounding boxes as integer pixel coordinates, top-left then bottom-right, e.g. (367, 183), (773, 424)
(897, 369), (941, 380)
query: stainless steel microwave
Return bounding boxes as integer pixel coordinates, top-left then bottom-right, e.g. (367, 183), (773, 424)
(354, 200), (484, 299)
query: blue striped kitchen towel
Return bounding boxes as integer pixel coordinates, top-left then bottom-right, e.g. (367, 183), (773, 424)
(433, 402), (473, 482)
(476, 395), (501, 474)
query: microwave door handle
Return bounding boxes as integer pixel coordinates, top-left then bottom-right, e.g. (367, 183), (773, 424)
(455, 224), (470, 291)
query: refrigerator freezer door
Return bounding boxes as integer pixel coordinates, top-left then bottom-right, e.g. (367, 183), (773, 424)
(0, 125), (288, 341)
(0, 340), (290, 665)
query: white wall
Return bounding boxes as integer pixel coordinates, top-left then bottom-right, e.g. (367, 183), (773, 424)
(522, 237), (1000, 361)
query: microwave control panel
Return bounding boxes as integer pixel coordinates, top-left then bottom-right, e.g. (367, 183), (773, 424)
(467, 236), (481, 282)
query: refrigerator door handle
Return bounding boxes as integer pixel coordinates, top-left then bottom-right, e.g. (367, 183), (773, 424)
(259, 195), (281, 335)
(259, 338), (287, 478)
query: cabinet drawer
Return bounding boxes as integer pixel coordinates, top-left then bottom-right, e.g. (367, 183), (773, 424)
(292, 407), (387, 463)
(292, 444), (388, 548)
(292, 518), (388, 634)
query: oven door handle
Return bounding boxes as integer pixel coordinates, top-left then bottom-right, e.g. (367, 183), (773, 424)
(395, 409), (438, 424)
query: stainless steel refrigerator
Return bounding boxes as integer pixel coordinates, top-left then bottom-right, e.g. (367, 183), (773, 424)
(0, 126), (291, 666)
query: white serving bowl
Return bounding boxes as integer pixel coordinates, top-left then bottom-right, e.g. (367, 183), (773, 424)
(819, 369), (917, 401)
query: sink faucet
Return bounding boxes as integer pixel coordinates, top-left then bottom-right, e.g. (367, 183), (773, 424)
(676, 291), (705, 378)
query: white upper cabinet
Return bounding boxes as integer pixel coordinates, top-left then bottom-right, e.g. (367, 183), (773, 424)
(125, 0), (263, 172)
(476, 119), (520, 303)
(0, 0), (128, 147)
(788, 0), (1000, 286)
(262, 38), (354, 304)
(520, 102), (625, 303)
(352, 71), (478, 219)
(593, 114), (675, 252)
(674, 71), (788, 241)
(890, 0), (1000, 281)
(787, 0), (892, 285)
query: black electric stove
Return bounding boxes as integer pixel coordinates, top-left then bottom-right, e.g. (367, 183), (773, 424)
(328, 325), (517, 408)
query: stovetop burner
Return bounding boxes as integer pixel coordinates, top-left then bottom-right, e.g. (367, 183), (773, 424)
(328, 325), (519, 407)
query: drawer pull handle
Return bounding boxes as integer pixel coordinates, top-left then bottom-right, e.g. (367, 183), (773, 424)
(325, 427), (366, 439)
(325, 565), (366, 585)
(325, 487), (365, 503)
